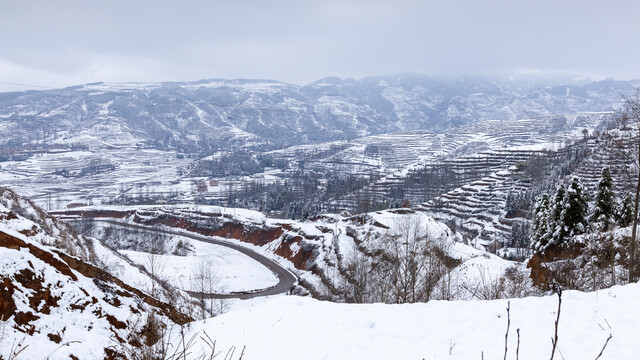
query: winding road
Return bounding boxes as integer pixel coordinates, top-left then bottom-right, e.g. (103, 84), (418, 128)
(68, 218), (297, 300)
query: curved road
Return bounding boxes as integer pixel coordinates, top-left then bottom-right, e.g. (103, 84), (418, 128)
(68, 218), (297, 300)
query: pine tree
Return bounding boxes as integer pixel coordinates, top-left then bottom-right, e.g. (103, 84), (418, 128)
(505, 191), (517, 216)
(591, 167), (615, 231)
(531, 194), (550, 252)
(615, 193), (634, 227)
(560, 176), (590, 238)
(548, 184), (566, 246)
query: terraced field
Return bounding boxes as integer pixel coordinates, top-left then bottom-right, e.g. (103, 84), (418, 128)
(0, 107), (623, 253)
(414, 131), (637, 251)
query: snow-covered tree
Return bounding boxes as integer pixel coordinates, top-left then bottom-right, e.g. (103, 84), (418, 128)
(591, 167), (615, 231)
(510, 221), (530, 248)
(505, 191), (517, 216)
(547, 184), (566, 246)
(560, 176), (590, 238)
(531, 194), (550, 252)
(615, 193), (634, 227)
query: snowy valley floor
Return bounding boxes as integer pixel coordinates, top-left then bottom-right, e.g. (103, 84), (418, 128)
(177, 283), (640, 360)
(120, 241), (279, 294)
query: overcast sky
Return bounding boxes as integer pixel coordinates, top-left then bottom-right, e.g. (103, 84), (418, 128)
(1, 0), (639, 91)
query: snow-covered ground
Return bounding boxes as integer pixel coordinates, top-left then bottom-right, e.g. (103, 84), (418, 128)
(119, 239), (278, 294)
(178, 283), (639, 360)
(0, 147), (194, 209)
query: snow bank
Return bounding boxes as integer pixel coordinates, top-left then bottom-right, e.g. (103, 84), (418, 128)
(181, 283), (639, 360)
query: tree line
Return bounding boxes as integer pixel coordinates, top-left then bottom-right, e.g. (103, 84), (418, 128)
(530, 168), (633, 254)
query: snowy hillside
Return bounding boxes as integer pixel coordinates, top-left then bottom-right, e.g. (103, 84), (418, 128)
(0, 74), (628, 222)
(0, 188), (195, 310)
(1, 166), (637, 359)
(179, 283), (639, 360)
(58, 204), (521, 302)
(0, 189), (192, 359)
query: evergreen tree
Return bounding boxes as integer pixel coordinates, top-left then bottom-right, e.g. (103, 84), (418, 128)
(510, 221), (529, 248)
(560, 176), (590, 239)
(615, 193), (634, 227)
(591, 167), (615, 231)
(531, 194), (550, 252)
(505, 191), (517, 216)
(548, 184), (566, 246)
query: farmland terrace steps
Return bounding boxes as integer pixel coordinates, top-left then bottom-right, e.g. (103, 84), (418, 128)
(415, 134), (637, 249)
(572, 139), (635, 191)
(330, 146), (544, 215)
(416, 171), (527, 246)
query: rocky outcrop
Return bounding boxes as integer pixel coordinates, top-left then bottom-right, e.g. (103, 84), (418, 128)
(526, 244), (585, 288)
(0, 231), (78, 280)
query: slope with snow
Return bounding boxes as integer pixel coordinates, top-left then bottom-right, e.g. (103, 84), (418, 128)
(0, 188), (195, 311)
(57, 204), (518, 302)
(0, 75), (635, 152)
(0, 188), (192, 359)
(179, 284), (638, 360)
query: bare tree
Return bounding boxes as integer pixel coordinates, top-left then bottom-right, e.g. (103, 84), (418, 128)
(384, 214), (455, 303)
(347, 248), (371, 303)
(337, 214), (460, 303)
(145, 233), (167, 298)
(191, 256), (223, 319)
(388, 214), (424, 303)
(549, 287), (562, 360)
(618, 88), (640, 282)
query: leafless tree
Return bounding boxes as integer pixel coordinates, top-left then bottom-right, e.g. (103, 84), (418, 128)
(379, 215), (455, 303)
(616, 88), (640, 281)
(385, 215), (427, 303)
(145, 234), (168, 298)
(336, 214), (460, 303)
(191, 256), (223, 319)
(347, 249), (371, 303)
(549, 287), (562, 360)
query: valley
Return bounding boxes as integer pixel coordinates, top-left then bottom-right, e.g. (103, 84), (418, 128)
(1, 74), (639, 359)
(5, 0), (640, 357)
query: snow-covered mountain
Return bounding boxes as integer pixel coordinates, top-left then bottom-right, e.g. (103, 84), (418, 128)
(0, 74), (636, 151)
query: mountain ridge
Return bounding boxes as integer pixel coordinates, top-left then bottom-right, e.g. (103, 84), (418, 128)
(0, 73), (636, 153)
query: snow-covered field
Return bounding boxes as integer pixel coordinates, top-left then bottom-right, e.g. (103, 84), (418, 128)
(179, 283), (639, 360)
(120, 239), (278, 294)
(0, 147), (194, 209)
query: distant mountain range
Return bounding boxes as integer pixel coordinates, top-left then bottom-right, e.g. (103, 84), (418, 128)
(0, 73), (637, 151)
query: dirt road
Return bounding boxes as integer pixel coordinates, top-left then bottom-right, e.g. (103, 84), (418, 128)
(70, 218), (297, 299)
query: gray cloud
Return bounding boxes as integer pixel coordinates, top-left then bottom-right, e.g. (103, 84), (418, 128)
(1, 0), (639, 91)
